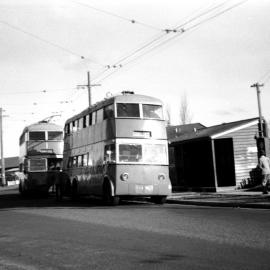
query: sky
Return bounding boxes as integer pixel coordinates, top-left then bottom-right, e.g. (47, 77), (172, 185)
(0, 0), (270, 157)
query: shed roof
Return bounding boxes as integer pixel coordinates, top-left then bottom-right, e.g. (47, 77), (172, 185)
(167, 123), (206, 141)
(170, 117), (259, 144)
(0, 156), (19, 170)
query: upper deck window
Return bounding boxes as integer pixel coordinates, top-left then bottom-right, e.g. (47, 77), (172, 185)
(117, 103), (140, 118)
(48, 131), (63, 140)
(29, 131), (45, 141)
(92, 111), (97, 125)
(142, 104), (163, 119)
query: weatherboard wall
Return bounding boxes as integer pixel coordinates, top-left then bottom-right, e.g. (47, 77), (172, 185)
(216, 123), (258, 187)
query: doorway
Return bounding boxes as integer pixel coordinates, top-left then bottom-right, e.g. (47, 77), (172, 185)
(214, 138), (236, 187)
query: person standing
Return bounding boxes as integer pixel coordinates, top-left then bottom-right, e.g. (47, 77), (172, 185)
(259, 151), (270, 194)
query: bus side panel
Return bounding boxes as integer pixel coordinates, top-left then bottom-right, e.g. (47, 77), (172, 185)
(115, 119), (167, 140)
(114, 164), (171, 196)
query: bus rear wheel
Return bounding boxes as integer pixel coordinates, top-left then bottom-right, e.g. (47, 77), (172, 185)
(151, 196), (167, 205)
(103, 181), (119, 206)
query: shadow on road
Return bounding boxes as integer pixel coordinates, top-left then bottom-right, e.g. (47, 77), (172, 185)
(0, 188), (155, 210)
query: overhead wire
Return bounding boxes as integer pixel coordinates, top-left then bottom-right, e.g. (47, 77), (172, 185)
(71, 0), (162, 31)
(93, 0), (246, 83)
(0, 88), (77, 95)
(123, 0), (249, 68)
(0, 20), (103, 67)
(91, 2), (231, 81)
(92, 0), (234, 82)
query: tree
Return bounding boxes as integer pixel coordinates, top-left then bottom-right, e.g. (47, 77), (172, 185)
(179, 92), (192, 125)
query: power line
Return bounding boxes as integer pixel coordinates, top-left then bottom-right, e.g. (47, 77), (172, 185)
(122, 1), (249, 68)
(71, 0), (162, 31)
(93, 0), (247, 84)
(0, 88), (76, 95)
(0, 20), (103, 66)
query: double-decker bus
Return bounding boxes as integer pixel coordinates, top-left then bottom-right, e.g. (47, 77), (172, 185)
(18, 120), (63, 196)
(60, 91), (171, 205)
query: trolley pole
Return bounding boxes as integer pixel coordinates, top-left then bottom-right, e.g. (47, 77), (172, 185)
(77, 71), (101, 107)
(0, 108), (6, 186)
(251, 82), (264, 137)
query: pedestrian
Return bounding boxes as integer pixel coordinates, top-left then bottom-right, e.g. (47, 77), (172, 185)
(259, 150), (270, 194)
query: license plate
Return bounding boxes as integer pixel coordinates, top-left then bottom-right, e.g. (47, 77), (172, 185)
(135, 185), (153, 194)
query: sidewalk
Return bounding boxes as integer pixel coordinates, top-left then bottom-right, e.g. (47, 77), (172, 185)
(167, 189), (270, 209)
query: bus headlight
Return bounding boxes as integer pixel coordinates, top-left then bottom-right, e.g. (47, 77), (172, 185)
(158, 173), (165, 181)
(120, 173), (129, 181)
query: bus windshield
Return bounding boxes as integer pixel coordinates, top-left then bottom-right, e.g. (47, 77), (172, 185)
(117, 103), (140, 117)
(118, 143), (167, 164)
(142, 104), (163, 119)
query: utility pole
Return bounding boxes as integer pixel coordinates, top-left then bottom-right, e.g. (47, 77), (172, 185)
(77, 71), (101, 107)
(251, 82), (264, 137)
(0, 108), (6, 186)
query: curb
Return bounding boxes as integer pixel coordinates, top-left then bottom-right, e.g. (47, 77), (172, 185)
(166, 199), (270, 209)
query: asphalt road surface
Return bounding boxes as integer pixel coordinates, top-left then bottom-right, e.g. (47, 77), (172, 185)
(0, 188), (269, 270)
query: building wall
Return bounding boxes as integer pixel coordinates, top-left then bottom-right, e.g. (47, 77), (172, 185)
(218, 124), (258, 187)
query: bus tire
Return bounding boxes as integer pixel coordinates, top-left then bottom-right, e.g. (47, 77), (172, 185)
(103, 180), (119, 206)
(71, 180), (78, 201)
(151, 196), (167, 205)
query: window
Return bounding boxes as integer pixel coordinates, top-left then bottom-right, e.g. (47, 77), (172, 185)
(48, 131), (63, 140)
(143, 144), (167, 164)
(77, 118), (83, 130)
(96, 109), (103, 123)
(29, 158), (46, 172)
(142, 104), (163, 119)
(88, 113), (92, 126)
(72, 121), (77, 132)
(92, 111), (96, 125)
(83, 153), (89, 166)
(117, 103), (140, 117)
(78, 155), (83, 167)
(104, 104), (114, 119)
(83, 115), (87, 128)
(104, 144), (116, 163)
(72, 156), (78, 167)
(88, 153), (93, 166)
(29, 131), (45, 141)
(119, 144), (142, 162)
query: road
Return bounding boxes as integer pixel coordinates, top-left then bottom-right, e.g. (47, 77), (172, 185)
(0, 188), (269, 270)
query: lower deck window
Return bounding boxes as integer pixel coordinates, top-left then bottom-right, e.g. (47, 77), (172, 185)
(29, 159), (46, 172)
(119, 144), (142, 162)
(118, 143), (167, 164)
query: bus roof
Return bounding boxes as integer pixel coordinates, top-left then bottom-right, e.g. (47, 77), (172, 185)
(65, 93), (163, 124)
(21, 121), (63, 135)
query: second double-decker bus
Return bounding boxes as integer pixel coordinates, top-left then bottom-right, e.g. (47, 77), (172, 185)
(18, 120), (63, 196)
(60, 91), (171, 205)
